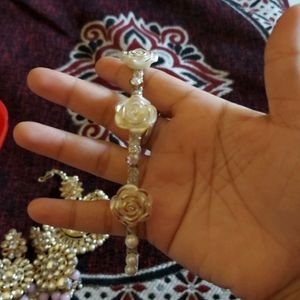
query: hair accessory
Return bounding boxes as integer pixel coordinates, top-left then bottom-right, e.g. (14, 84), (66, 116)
(111, 48), (158, 276)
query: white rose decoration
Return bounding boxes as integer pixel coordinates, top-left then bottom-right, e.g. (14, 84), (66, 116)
(115, 94), (157, 132)
(121, 48), (158, 69)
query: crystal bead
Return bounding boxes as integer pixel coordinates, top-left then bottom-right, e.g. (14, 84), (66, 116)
(126, 154), (139, 166)
(130, 76), (143, 86)
(129, 144), (141, 154)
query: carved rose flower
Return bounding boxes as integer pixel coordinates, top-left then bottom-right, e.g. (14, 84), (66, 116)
(115, 94), (157, 132)
(110, 184), (152, 227)
(121, 48), (158, 69)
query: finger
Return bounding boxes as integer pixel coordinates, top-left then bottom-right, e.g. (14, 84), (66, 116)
(27, 67), (128, 140)
(13, 121), (145, 184)
(96, 57), (201, 116)
(265, 5), (300, 129)
(27, 198), (125, 236)
(28, 198), (147, 238)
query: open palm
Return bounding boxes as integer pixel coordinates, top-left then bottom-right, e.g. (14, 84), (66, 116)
(14, 6), (300, 300)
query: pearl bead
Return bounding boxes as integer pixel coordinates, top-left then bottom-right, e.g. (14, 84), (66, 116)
(125, 265), (137, 276)
(125, 234), (139, 249)
(126, 253), (138, 266)
(60, 293), (71, 300)
(38, 293), (49, 300)
(51, 292), (61, 300)
(27, 283), (36, 293)
(71, 270), (81, 280)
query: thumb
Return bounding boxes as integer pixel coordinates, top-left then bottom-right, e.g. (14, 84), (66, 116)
(265, 5), (300, 129)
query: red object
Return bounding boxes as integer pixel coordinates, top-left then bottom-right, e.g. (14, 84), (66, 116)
(0, 100), (8, 149)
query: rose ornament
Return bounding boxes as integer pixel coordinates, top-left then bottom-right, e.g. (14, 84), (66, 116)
(121, 48), (158, 69)
(115, 94), (157, 132)
(110, 184), (152, 228)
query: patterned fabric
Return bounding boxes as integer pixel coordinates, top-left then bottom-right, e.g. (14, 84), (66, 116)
(76, 266), (237, 300)
(0, 101), (8, 149)
(60, 12), (233, 142)
(0, 0), (289, 299)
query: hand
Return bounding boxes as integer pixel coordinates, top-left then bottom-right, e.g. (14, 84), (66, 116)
(13, 6), (300, 300)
